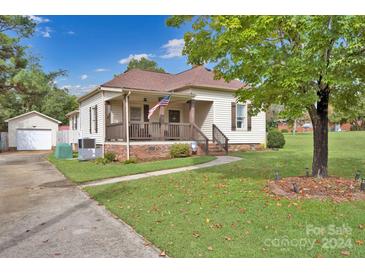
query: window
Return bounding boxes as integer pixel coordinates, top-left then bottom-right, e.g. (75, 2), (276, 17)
(74, 114), (78, 130)
(169, 110), (180, 123)
(130, 106), (142, 122)
(236, 104), (245, 129)
(72, 114), (78, 130)
(90, 105), (98, 133)
(94, 105), (98, 133)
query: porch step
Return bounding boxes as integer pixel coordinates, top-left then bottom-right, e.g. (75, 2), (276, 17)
(207, 143), (227, 156)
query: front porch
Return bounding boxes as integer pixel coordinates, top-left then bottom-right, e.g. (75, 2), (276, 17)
(104, 91), (207, 143)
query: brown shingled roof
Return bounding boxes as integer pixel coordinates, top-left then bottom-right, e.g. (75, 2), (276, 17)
(101, 66), (244, 92)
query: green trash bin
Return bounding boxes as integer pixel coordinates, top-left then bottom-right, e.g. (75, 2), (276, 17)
(55, 143), (73, 159)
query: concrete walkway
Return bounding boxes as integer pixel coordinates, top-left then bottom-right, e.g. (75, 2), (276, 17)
(0, 152), (161, 257)
(81, 155), (241, 188)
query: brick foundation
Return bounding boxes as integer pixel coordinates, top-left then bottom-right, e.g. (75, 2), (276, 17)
(105, 143), (203, 162)
(228, 143), (265, 152)
(105, 142), (264, 162)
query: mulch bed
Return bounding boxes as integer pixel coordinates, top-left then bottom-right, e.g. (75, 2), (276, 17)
(268, 176), (365, 202)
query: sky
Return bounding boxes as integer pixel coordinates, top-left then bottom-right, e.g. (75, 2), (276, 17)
(24, 16), (194, 96)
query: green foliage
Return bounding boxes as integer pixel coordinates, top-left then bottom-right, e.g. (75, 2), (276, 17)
(330, 96), (365, 131)
(167, 16), (365, 176)
(0, 16), (76, 129)
(267, 130), (286, 149)
(124, 157), (138, 164)
(281, 129), (289, 133)
(41, 88), (78, 124)
(104, 151), (116, 162)
(170, 143), (190, 158)
(0, 16), (35, 94)
(167, 16), (365, 117)
(126, 57), (165, 73)
(94, 157), (109, 165)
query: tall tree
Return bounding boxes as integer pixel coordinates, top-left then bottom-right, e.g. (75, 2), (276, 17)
(41, 88), (78, 124)
(0, 65), (76, 129)
(126, 57), (165, 73)
(0, 15), (35, 93)
(167, 15), (365, 177)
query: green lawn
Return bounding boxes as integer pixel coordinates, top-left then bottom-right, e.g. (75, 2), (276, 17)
(48, 154), (216, 183)
(85, 132), (365, 257)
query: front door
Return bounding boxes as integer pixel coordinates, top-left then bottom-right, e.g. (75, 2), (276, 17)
(168, 110), (181, 138)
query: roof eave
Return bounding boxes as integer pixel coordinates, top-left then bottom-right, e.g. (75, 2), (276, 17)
(170, 84), (245, 93)
(5, 111), (62, 124)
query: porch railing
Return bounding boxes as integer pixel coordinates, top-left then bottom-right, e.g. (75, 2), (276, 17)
(106, 122), (192, 141)
(106, 122), (124, 141)
(191, 123), (209, 154)
(212, 124), (229, 154)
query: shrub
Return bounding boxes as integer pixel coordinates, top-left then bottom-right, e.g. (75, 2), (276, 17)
(267, 130), (285, 149)
(104, 151), (116, 162)
(124, 157), (138, 164)
(170, 143), (190, 158)
(94, 157), (109, 165)
(281, 129), (289, 133)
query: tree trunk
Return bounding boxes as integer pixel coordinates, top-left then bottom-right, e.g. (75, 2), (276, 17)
(308, 88), (329, 178)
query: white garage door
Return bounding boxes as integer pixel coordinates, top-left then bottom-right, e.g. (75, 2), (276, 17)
(16, 129), (52, 150)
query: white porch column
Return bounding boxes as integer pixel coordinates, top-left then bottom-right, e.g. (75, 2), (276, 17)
(125, 92), (130, 160)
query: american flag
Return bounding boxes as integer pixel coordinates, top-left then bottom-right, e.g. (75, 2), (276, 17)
(148, 95), (171, 119)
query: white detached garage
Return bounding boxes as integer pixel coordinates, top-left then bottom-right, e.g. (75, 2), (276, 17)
(5, 111), (61, 151)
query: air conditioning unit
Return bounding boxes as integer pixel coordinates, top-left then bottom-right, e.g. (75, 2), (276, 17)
(78, 138), (102, 160)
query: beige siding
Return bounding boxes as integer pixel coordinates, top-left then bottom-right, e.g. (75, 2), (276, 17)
(195, 101), (213, 139)
(191, 88), (266, 144)
(7, 113), (59, 147)
(80, 92), (104, 144)
(110, 101), (123, 123)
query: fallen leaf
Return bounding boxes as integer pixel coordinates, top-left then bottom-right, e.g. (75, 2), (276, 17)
(358, 224), (365, 230)
(341, 250), (350, 256)
(355, 240), (364, 246)
(225, 236), (232, 241)
(206, 218), (210, 224)
(207, 246), (214, 251)
(212, 223), (223, 229)
(239, 208), (246, 214)
(276, 202), (282, 207)
(159, 250), (166, 257)
(192, 232), (200, 238)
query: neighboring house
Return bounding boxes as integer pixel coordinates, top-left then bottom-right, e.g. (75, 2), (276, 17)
(5, 111), (61, 151)
(66, 110), (80, 131)
(76, 66), (266, 160)
(55, 110), (81, 146)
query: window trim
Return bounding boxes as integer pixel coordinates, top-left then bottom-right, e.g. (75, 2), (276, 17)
(94, 105), (98, 133)
(129, 105), (143, 122)
(168, 109), (181, 123)
(236, 103), (247, 130)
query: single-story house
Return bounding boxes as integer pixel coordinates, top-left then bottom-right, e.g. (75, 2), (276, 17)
(75, 65), (266, 160)
(5, 111), (61, 151)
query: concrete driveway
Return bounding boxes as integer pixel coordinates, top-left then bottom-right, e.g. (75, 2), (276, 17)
(0, 152), (160, 257)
